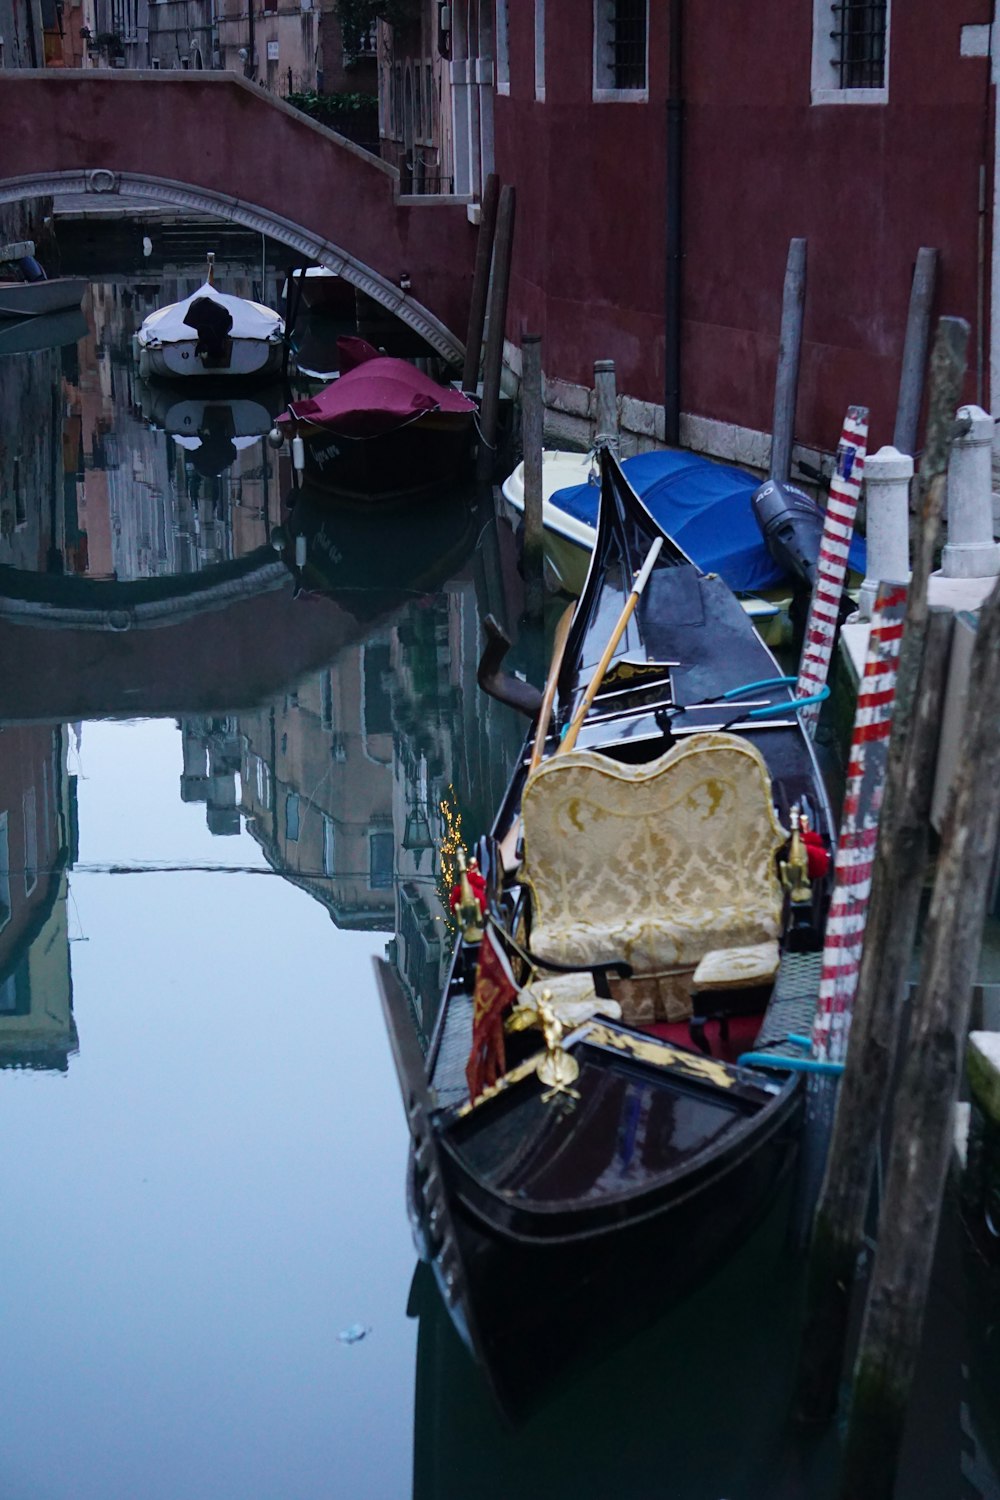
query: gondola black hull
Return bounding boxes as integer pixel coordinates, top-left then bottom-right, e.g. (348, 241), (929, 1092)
(379, 449), (834, 1419)
(416, 1077), (802, 1420)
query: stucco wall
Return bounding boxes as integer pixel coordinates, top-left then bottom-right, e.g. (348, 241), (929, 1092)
(496, 1), (993, 456)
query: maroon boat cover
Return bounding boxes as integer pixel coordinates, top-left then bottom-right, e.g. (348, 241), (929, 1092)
(279, 353), (476, 439)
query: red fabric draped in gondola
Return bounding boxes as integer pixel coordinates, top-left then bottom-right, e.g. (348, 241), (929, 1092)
(466, 927), (519, 1101)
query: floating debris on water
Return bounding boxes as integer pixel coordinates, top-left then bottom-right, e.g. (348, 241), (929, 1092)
(337, 1323), (371, 1345)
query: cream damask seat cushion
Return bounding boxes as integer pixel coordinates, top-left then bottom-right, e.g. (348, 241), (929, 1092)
(520, 733), (787, 1008)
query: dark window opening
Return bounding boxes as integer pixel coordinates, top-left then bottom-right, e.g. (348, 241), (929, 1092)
(605, 0), (646, 90)
(369, 830), (394, 890)
(831, 0), (886, 89)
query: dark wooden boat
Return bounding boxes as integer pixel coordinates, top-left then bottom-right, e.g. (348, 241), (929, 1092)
(277, 337), (477, 504)
(377, 448), (835, 1416)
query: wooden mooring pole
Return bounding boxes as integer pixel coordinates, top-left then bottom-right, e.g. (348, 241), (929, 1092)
(770, 237), (807, 484)
(521, 333), (545, 618)
(839, 571), (1000, 1500)
(793, 317), (970, 1426)
(593, 359), (619, 455)
(461, 173), (500, 396)
(476, 184), (516, 482)
(893, 246), (938, 457)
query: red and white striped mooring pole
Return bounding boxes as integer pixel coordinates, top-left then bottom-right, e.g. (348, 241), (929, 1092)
(795, 405), (869, 738)
(811, 579), (909, 1064)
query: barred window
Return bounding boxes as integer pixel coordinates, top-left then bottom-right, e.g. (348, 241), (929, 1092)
(812, 0), (890, 103)
(496, 0), (510, 92)
(594, 0), (647, 97)
(831, 0), (886, 89)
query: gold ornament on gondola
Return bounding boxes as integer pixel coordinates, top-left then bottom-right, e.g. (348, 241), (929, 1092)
(534, 990), (581, 1102)
(453, 848), (484, 942)
(779, 803), (813, 906)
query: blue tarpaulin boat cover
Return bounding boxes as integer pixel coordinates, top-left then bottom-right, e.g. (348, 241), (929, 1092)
(551, 450), (866, 594)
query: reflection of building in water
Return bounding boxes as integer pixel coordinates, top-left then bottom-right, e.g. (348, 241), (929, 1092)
(0, 724), (78, 1072)
(389, 580), (522, 1045)
(0, 339), (63, 573)
(178, 573), (522, 1001)
(179, 628), (397, 931)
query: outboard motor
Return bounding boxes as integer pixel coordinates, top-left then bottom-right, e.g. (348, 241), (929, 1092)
(751, 477), (826, 593)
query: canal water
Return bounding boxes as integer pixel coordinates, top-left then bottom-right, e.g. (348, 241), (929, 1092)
(1, 225), (998, 1499)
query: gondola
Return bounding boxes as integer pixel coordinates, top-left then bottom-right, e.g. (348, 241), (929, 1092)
(377, 448), (836, 1417)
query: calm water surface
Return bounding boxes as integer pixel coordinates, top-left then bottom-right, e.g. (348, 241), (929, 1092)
(1, 230), (998, 1499)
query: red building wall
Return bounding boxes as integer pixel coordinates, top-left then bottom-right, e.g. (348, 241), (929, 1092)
(496, 2), (992, 456)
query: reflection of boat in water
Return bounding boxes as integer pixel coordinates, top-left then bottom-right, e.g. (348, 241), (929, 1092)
(277, 336), (477, 503)
(135, 255), (284, 381)
(280, 478), (479, 615)
(136, 379), (284, 476)
(379, 449), (836, 1417)
(406, 1181), (825, 1485)
(0, 306), (88, 357)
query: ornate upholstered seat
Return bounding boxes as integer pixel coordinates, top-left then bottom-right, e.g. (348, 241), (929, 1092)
(519, 732), (787, 1022)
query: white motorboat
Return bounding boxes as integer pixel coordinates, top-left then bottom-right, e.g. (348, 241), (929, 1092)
(0, 240), (86, 318)
(135, 254), (284, 382)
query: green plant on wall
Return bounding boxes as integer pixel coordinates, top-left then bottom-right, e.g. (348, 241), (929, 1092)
(335, 0), (420, 37)
(286, 90), (377, 117)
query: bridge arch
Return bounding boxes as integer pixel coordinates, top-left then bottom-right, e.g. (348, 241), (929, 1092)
(0, 71), (477, 364)
(0, 168), (465, 363)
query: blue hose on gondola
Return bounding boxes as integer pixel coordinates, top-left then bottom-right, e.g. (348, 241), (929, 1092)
(738, 1035), (844, 1076)
(737, 1051), (844, 1076)
(719, 675), (830, 721)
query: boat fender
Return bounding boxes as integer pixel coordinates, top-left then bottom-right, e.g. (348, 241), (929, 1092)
(292, 435), (305, 474)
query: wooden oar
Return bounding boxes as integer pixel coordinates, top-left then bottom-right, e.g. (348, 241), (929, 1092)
(559, 536), (663, 754)
(498, 603), (576, 874)
(528, 603), (576, 773)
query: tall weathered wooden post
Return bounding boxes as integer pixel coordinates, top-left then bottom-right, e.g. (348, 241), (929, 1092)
(794, 317), (969, 1426)
(770, 237), (807, 484)
(476, 184), (516, 482)
(839, 572), (1000, 1500)
(462, 173), (500, 396)
(893, 246), (938, 457)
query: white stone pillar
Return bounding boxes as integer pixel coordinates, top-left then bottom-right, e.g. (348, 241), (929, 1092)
(858, 444), (912, 620)
(942, 405), (1000, 578)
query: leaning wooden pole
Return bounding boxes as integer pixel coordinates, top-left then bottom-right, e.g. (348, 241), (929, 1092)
(462, 172), (500, 395)
(794, 317), (969, 1426)
(838, 572), (1000, 1500)
(893, 246), (938, 457)
(476, 184), (516, 481)
(521, 332), (545, 618)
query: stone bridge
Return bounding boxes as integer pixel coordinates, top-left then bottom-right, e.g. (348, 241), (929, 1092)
(0, 71), (477, 362)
